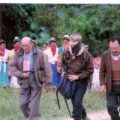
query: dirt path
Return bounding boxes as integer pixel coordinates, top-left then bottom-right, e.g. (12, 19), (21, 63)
(89, 111), (110, 120)
(64, 111), (110, 120)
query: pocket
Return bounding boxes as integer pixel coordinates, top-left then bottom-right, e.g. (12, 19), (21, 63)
(19, 79), (29, 88)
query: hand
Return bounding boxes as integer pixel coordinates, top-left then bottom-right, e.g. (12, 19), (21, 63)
(100, 85), (106, 92)
(44, 84), (50, 92)
(57, 63), (62, 73)
(57, 67), (62, 73)
(68, 74), (79, 81)
(22, 72), (30, 79)
(61, 72), (65, 78)
(8, 72), (12, 80)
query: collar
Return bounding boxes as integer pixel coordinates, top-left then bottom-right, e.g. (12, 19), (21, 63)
(18, 47), (38, 56)
(111, 54), (120, 61)
(69, 46), (85, 56)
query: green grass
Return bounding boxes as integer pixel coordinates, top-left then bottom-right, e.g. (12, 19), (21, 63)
(0, 88), (106, 120)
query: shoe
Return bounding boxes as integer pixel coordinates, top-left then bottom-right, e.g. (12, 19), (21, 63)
(82, 116), (91, 120)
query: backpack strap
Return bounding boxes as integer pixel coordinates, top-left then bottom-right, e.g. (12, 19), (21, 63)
(56, 89), (60, 109)
(64, 98), (72, 117)
(56, 89), (72, 117)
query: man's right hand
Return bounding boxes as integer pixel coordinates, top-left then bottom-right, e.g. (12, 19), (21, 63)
(22, 72), (30, 79)
(44, 83), (50, 92)
(100, 85), (106, 92)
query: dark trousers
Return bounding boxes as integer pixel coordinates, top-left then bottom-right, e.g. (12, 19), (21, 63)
(71, 82), (87, 120)
(19, 74), (42, 120)
(107, 85), (120, 120)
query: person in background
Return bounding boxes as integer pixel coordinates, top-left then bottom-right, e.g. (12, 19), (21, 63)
(61, 33), (93, 120)
(31, 39), (37, 47)
(9, 36), (51, 120)
(0, 38), (10, 87)
(10, 36), (21, 56)
(58, 35), (69, 54)
(41, 43), (49, 51)
(100, 36), (120, 120)
(9, 36), (21, 88)
(91, 52), (101, 91)
(44, 37), (61, 88)
(57, 35), (69, 73)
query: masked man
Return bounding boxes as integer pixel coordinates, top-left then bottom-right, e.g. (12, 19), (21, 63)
(61, 33), (93, 120)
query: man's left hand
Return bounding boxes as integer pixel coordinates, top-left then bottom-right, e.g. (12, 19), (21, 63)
(68, 74), (79, 81)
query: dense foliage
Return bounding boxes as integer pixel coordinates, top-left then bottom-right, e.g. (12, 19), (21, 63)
(1, 4), (120, 53)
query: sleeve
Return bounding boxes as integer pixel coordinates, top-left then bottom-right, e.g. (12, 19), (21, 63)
(61, 51), (67, 72)
(78, 51), (94, 80)
(99, 53), (106, 86)
(9, 54), (23, 78)
(43, 53), (52, 84)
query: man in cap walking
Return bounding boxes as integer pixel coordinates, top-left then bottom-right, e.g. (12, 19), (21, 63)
(61, 33), (93, 120)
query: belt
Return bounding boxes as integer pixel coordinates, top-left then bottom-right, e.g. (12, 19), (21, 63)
(23, 71), (34, 73)
(112, 80), (120, 85)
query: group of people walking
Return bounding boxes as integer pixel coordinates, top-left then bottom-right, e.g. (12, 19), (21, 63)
(0, 33), (120, 120)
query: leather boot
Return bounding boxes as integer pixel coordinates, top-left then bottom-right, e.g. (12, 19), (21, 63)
(82, 116), (91, 120)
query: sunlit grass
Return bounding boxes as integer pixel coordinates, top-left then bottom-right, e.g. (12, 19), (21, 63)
(0, 88), (106, 120)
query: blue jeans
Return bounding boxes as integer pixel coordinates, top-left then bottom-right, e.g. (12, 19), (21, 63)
(71, 82), (87, 120)
(107, 85), (120, 120)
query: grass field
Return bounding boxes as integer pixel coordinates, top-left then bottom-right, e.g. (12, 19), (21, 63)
(0, 88), (106, 120)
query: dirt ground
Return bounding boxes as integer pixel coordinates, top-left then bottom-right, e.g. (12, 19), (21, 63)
(64, 110), (110, 120)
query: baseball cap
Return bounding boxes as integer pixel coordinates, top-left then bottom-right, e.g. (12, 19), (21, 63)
(49, 37), (56, 43)
(13, 36), (20, 44)
(62, 35), (69, 41)
(69, 33), (82, 46)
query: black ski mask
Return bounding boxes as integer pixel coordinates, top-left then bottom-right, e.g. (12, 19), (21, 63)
(71, 42), (81, 55)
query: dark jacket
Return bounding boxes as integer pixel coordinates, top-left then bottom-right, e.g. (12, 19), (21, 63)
(61, 46), (93, 84)
(9, 47), (52, 87)
(100, 50), (112, 93)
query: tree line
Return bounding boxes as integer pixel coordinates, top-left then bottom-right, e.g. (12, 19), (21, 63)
(0, 4), (120, 53)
